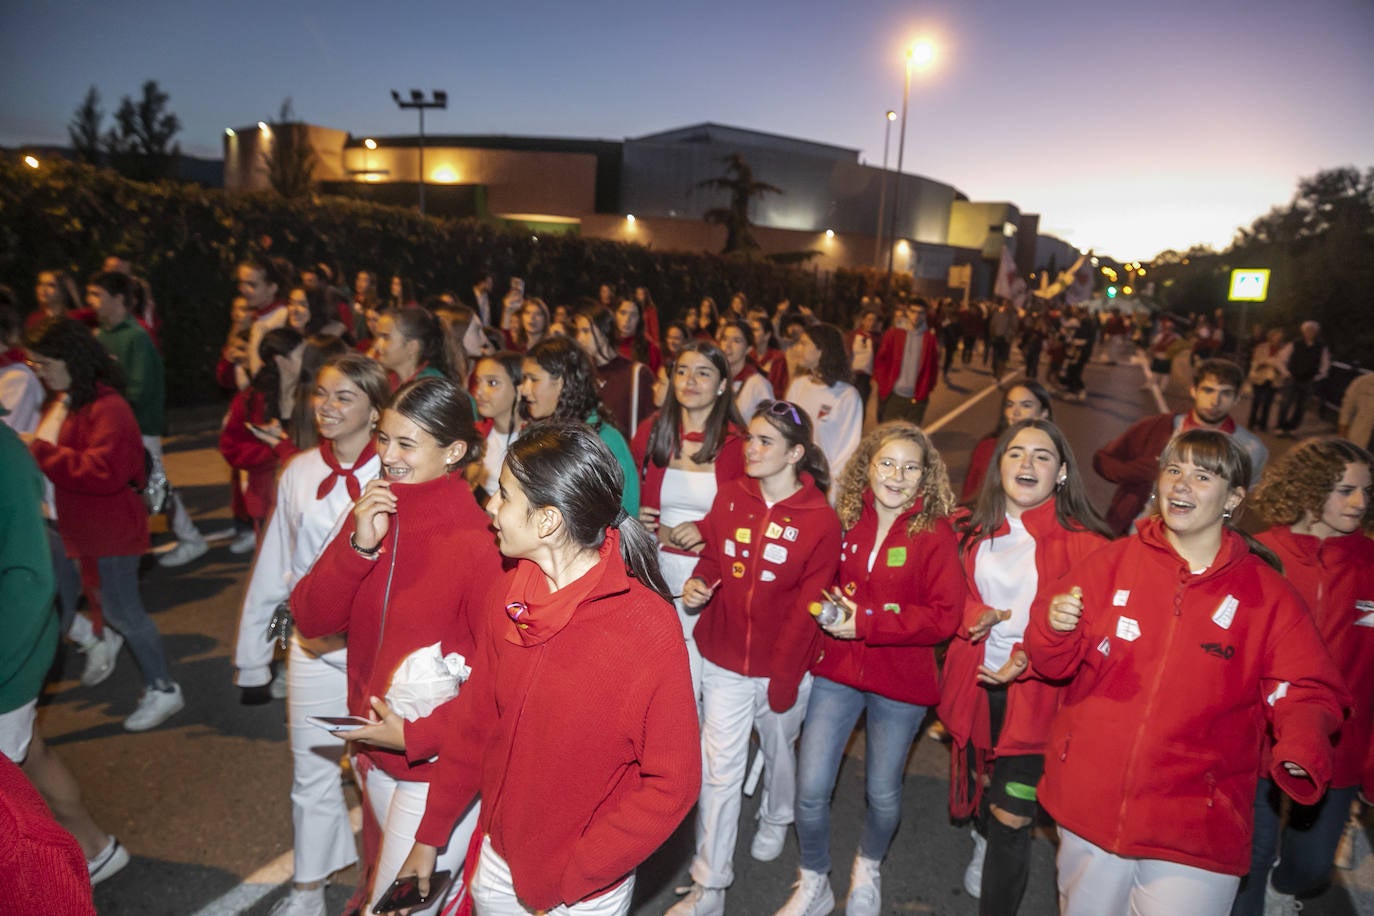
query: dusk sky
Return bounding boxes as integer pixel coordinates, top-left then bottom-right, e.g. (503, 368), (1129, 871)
(3, 0), (1370, 262)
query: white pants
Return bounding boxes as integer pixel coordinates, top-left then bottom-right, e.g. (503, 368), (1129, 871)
(689, 660), (811, 889)
(0, 700), (37, 763)
(286, 641), (356, 883)
(363, 763), (478, 914)
(659, 550), (704, 701)
(1057, 826), (1241, 916)
(471, 834), (634, 916)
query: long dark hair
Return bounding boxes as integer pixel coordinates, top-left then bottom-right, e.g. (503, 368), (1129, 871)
(752, 399), (829, 494)
(253, 326), (304, 424)
(476, 350), (526, 437)
(390, 305), (452, 378)
(989, 378), (1053, 437)
(293, 286), (335, 336)
(524, 335), (606, 429)
(803, 322), (853, 387)
(615, 298), (652, 365)
(645, 341), (743, 468)
(578, 304), (618, 363)
(506, 419), (671, 602)
(26, 316), (124, 410)
(389, 376), (483, 473)
(289, 334), (348, 450)
(959, 418), (1111, 555)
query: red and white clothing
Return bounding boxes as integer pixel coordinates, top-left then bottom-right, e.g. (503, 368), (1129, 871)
(1025, 518), (1348, 877)
(785, 376), (862, 489)
(873, 326), (938, 404)
(247, 300), (289, 376)
(730, 362), (773, 421)
(812, 494), (965, 705)
(1258, 526), (1374, 796)
(416, 530), (699, 911)
(218, 389), (282, 527)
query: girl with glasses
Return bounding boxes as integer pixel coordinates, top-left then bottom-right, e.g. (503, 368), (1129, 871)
(938, 419), (1111, 914)
(775, 422), (966, 916)
(667, 400), (842, 916)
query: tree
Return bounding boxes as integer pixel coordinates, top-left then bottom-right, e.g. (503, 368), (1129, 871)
(68, 87), (104, 165)
(262, 98), (318, 199)
(103, 80), (182, 181)
(696, 153), (782, 255)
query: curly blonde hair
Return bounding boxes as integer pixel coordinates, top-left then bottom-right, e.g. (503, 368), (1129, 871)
(835, 421), (955, 535)
(1250, 437), (1374, 532)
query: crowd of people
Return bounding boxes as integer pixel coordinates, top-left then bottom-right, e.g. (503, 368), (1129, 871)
(0, 257), (1369, 916)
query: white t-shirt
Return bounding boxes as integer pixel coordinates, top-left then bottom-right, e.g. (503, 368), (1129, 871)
(973, 515), (1039, 671)
(786, 375), (863, 484)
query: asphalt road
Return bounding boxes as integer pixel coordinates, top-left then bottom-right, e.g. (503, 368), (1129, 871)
(33, 348), (1369, 915)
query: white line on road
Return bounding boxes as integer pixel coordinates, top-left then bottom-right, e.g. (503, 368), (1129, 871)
(925, 371), (1019, 435)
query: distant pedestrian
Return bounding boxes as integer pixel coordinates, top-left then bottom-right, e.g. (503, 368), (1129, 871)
(1246, 328), (1288, 432)
(1275, 320), (1330, 437)
(874, 299), (939, 427)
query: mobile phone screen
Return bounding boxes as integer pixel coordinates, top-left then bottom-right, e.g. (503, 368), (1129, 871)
(305, 715), (371, 732)
(372, 870), (453, 913)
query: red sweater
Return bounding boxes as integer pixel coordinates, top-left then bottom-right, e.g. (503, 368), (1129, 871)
(0, 755), (95, 915)
(1259, 526), (1374, 795)
(811, 494), (965, 705)
(29, 386), (148, 558)
(218, 389), (280, 521)
(291, 473), (507, 782)
(1092, 413), (1176, 534)
(415, 531), (700, 909)
(691, 475), (842, 711)
(1025, 518), (1348, 875)
(873, 327), (939, 403)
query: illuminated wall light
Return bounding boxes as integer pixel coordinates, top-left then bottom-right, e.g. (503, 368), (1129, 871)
(432, 166), (457, 183)
(225, 128), (236, 138)
(257, 121), (269, 133)
(364, 138), (377, 150)
(626, 214), (636, 224)
(895, 240), (910, 253)
(23, 155), (40, 169)
(825, 229), (835, 239)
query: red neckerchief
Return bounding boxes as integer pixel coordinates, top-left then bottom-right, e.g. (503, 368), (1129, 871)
(254, 299), (287, 319)
(316, 438), (376, 501)
(1181, 412), (1237, 435)
(0, 347), (24, 368)
(733, 362), (759, 383)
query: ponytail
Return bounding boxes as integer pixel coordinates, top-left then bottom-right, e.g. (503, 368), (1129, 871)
(614, 514), (673, 604)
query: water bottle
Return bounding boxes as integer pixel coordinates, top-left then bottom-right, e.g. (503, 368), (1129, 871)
(809, 599), (848, 627)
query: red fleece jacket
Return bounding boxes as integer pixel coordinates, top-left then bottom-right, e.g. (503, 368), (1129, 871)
(811, 495), (965, 705)
(873, 327), (938, 403)
(1025, 518), (1349, 875)
(1259, 526), (1374, 796)
(691, 475), (842, 712)
(218, 389), (279, 520)
(29, 386), (148, 558)
(415, 531), (700, 910)
(291, 472), (507, 782)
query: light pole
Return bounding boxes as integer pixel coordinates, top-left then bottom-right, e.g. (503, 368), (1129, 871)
(873, 110), (896, 267)
(885, 41), (935, 294)
(390, 89), (447, 215)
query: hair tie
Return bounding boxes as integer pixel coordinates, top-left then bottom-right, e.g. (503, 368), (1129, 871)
(612, 508), (629, 528)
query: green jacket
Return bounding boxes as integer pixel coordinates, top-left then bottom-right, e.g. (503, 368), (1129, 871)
(0, 424), (58, 715)
(97, 317), (164, 436)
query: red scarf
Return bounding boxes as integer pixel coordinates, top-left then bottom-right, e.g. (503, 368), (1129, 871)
(1181, 412), (1237, 435)
(315, 438), (376, 501)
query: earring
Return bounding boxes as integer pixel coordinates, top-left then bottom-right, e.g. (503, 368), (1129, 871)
(1222, 507), (1233, 521)
(1056, 476), (1067, 490)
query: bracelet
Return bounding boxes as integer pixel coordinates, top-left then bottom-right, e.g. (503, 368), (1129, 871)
(350, 533), (382, 558)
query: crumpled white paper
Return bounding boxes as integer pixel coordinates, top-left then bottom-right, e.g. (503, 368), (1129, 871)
(385, 642), (471, 720)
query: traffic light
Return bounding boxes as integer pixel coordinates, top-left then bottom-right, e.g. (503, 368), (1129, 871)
(1106, 286), (1118, 299)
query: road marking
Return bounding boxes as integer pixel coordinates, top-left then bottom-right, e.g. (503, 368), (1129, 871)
(925, 371), (1019, 434)
(189, 805), (362, 916)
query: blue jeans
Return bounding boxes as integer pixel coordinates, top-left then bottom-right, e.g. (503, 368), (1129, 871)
(49, 529), (171, 687)
(795, 676), (925, 873)
(1230, 779), (1358, 915)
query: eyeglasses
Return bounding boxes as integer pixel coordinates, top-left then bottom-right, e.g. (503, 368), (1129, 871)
(764, 400), (803, 425)
(873, 458), (922, 480)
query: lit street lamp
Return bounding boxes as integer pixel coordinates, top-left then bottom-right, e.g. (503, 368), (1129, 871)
(885, 40), (936, 292)
(874, 110), (897, 267)
(390, 89), (447, 215)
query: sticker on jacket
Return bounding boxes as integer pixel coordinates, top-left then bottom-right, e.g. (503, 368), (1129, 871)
(783, 526), (799, 541)
(761, 570), (776, 582)
(1212, 595), (1238, 630)
(724, 539), (736, 557)
(762, 543), (788, 565)
(886, 546), (907, 566)
(732, 561), (746, 578)
(1356, 600), (1374, 628)
(735, 527), (752, 544)
(1112, 589), (1130, 607)
(1266, 681), (1290, 706)
(1097, 637), (1111, 657)
(1115, 616), (1141, 642)
(765, 522), (784, 539)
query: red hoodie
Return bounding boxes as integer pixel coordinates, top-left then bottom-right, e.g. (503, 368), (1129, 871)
(811, 494), (965, 705)
(691, 475), (842, 712)
(415, 531), (699, 910)
(291, 472), (507, 782)
(1259, 526), (1374, 796)
(1025, 518), (1348, 875)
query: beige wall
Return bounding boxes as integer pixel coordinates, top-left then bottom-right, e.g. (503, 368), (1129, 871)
(948, 200), (1019, 258)
(223, 124), (349, 192)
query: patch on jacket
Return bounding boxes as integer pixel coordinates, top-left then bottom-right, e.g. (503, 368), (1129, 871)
(765, 522), (784, 539)
(1097, 637), (1111, 657)
(886, 546), (907, 566)
(1200, 642), (1235, 660)
(1115, 616), (1141, 642)
(762, 543), (788, 565)
(1112, 589), (1130, 606)
(1212, 595), (1238, 630)
(1356, 600), (1374, 628)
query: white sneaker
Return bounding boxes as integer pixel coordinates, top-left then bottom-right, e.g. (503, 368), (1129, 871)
(752, 820), (788, 861)
(846, 855), (881, 916)
(80, 629), (124, 687)
(229, 530), (257, 555)
(665, 883), (725, 916)
(269, 668), (288, 700)
(124, 682), (185, 732)
(1263, 880), (1301, 915)
(775, 869), (834, 916)
(158, 538), (209, 567)
(963, 828), (986, 899)
(87, 835), (130, 886)
(269, 885), (326, 916)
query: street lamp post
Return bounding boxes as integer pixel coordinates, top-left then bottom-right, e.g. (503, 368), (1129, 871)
(390, 89), (447, 215)
(885, 41), (934, 295)
(874, 110), (896, 267)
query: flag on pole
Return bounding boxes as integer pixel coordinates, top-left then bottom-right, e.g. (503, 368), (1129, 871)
(1064, 252), (1094, 305)
(994, 244), (1026, 307)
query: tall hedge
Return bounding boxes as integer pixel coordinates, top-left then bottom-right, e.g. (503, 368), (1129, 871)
(0, 158), (908, 406)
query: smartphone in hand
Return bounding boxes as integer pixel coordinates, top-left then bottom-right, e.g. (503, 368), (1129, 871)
(305, 715), (372, 733)
(372, 870), (453, 913)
